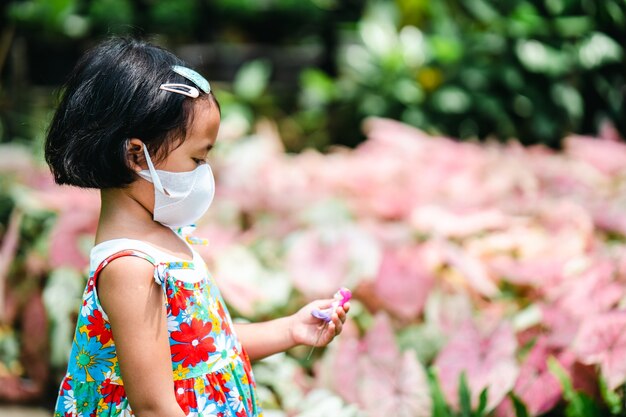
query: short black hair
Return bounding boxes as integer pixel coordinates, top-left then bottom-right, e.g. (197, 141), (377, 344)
(45, 37), (216, 189)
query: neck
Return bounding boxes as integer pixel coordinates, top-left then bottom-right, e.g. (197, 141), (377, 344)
(96, 187), (162, 244)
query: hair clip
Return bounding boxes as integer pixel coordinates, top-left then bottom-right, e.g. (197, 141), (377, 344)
(159, 83), (200, 98)
(159, 65), (211, 98)
(171, 65), (211, 94)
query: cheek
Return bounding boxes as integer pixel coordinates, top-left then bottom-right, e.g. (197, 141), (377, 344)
(157, 152), (197, 172)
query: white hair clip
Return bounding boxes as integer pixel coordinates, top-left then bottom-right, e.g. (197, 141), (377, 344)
(159, 65), (211, 98)
(159, 83), (200, 98)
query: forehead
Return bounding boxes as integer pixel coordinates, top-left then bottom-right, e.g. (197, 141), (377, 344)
(182, 98), (220, 146)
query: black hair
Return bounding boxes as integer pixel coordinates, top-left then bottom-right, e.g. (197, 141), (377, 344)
(45, 37), (217, 189)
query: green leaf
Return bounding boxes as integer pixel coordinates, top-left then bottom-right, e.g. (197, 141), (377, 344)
(463, 0), (500, 24)
(551, 84), (583, 121)
(299, 69), (336, 109)
(430, 35), (463, 64)
(43, 267), (86, 367)
(599, 378), (622, 415)
(547, 356), (575, 400)
(578, 32), (623, 70)
(428, 368), (452, 417)
(564, 393), (605, 417)
(432, 86), (471, 114)
(548, 357), (605, 417)
(459, 372), (472, 417)
(476, 388), (488, 416)
(553, 16), (592, 37)
(509, 392), (530, 417)
(515, 39), (572, 77)
(233, 59), (272, 102)
(509, 3), (547, 37)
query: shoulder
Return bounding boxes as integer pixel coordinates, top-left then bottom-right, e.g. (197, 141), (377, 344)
(97, 254), (163, 317)
(90, 239), (166, 270)
(98, 253), (156, 292)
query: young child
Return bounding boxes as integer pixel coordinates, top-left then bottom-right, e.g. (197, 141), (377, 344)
(45, 37), (349, 417)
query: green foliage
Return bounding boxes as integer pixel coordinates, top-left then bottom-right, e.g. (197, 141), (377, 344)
(212, 0), (324, 15)
(88, 0), (134, 33)
(149, 0), (198, 38)
(7, 0), (87, 39)
(233, 59), (273, 102)
(509, 392), (530, 417)
(6, 0), (330, 42)
(296, 0), (626, 147)
(427, 370), (490, 417)
(547, 356), (611, 417)
(6, 0), (625, 146)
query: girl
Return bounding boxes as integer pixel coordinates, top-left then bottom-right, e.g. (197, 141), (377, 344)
(45, 37), (349, 417)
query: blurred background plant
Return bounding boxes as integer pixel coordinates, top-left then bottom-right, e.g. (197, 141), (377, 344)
(2, 0), (625, 148)
(2, 0), (626, 416)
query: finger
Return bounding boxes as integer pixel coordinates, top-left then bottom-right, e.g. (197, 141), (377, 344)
(343, 301), (350, 313)
(331, 313), (342, 335)
(334, 319), (342, 336)
(325, 322), (336, 344)
(313, 299), (335, 310)
(336, 306), (347, 323)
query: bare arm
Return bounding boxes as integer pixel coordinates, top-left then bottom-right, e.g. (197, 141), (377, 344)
(99, 257), (185, 417)
(234, 299), (349, 361)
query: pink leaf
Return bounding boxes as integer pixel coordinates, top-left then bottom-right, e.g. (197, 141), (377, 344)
(374, 246), (435, 321)
(540, 304), (580, 349)
(410, 205), (508, 238)
(358, 350), (431, 417)
(511, 337), (573, 415)
(49, 209), (98, 269)
(553, 260), (623, 320)
(573, 310), (626, 390)
(443, 243), (499, 297)
(565, 135), (626, 176)
(434, 321), (519, 411)
(362, 313), (401, 365)
(286, 226), (381, 299)
(316, 313), (431, 415)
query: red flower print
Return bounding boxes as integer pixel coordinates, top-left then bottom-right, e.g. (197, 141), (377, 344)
(217, 302), (232, 335)
(175, 384), (197, 415)
(208, 384), (226, 404)
(170, 318), (216, 367)
(60, 376), (71, 395)
(167, 285), (195, 316)
(236, 409), (248, 417)
(215, 373), (231, 392)
(217, 302), (227, 322)
(207, 373), (230, 404)
(101, 378), (124, 405)
(86, 310), (112, 345)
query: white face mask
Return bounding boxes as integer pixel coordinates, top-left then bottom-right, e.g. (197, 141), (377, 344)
(137, 145), (215, 228)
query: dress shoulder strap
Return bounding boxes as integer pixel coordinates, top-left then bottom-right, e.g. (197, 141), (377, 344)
(92, 249), (156, 287)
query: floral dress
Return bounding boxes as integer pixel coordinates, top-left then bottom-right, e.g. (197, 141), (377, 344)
(54, 237), (262, 417)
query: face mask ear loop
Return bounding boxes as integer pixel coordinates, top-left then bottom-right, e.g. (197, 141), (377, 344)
(142, 145), (166, 195)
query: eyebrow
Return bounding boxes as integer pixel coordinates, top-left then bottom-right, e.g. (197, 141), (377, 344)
(199, 143), (213, 153)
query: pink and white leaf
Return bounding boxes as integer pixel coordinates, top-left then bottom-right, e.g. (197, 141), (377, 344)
(434, 321), (518, 411)
(573, 310), (626, 390)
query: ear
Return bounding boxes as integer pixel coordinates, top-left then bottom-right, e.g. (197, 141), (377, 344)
(126, 138), (146, 172)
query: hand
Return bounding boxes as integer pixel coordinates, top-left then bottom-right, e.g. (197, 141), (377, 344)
(288, 299), (350, 347)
